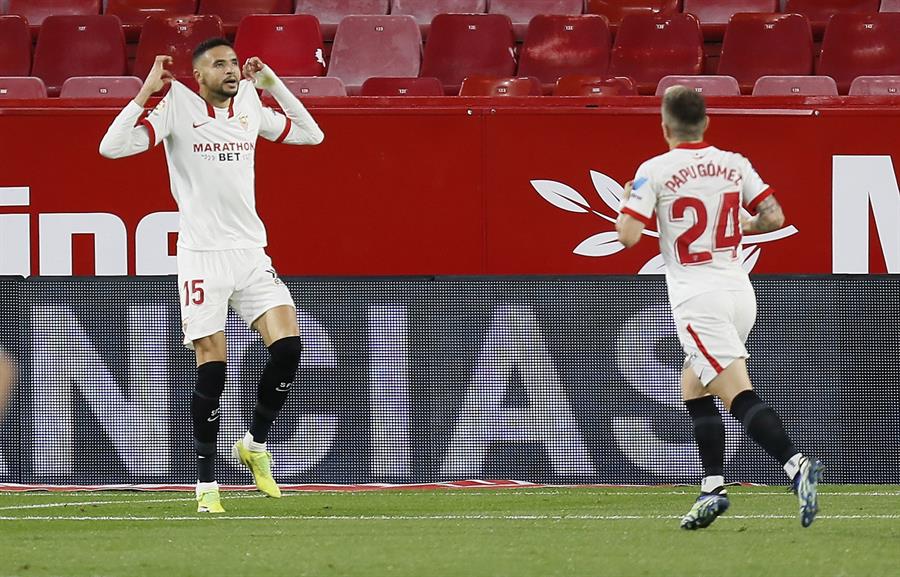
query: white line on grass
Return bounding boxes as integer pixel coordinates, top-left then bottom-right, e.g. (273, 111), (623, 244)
(0, 494), (266, 511)
(2, 514), (900, 522)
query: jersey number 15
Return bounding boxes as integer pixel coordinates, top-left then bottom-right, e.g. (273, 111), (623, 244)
(670, 192), (741, 265)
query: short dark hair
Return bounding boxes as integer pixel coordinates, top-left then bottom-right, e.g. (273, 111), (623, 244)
(192, 37), (234, 65)
(662, 86), (707, 140)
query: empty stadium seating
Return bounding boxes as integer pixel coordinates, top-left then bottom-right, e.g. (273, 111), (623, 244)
(553, 75), (637, 95)
(32, 15), (126, 96)
(327, 15), (421, 95)
(105, 0), (198, 41)
(751, 75), (839, 95)
(272, 76), (347, 97)
(682, 0), (777, 40)
(198, 0), (293, 35)
(784, 0), (880, 35)
(488, 0), (583, 40)
(59, 75), (143, 98)
(234, 15), (325, 78)
(420, 13), (516, 95)
(294, 0), (390, 41)
(518, 15), (612, 94)
(7, 0), (100, 35)
(459, 75), (542, 96)
(0, 15), (31, 76)
(0, 77), (48, 98)
(360, 76), (444, 95)
(656, 74), (740, 95)
(848, 75), (900, 95)
(390, 0), (486, 38)
(717, 13), (813, 94)
(608, 13), (703, 94)
(133, 15), (223, 88)
(585, 0), (680, 29)
(817, 13), (900, 94)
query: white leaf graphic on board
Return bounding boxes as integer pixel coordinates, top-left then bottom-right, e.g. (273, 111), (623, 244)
(573, 231), (626, 257)
(638, 253), (667, 274)
(741, 245), (762, 272)
(531, 180), (591, 213)
(590, 170), (625, 213)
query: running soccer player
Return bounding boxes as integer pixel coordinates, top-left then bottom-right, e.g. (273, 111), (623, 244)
(99, 38), (324, 513)
(615, 86), (823, 529)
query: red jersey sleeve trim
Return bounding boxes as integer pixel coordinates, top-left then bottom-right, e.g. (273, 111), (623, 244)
(274, 116), (292, 144)
(621, 206), (654, 227)
(746, 186), (775, 213)
(139, 118), (156, 150)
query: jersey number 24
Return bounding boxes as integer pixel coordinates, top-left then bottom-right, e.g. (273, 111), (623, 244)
(670, 192), (741, 265)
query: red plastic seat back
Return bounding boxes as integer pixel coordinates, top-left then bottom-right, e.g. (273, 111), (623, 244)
(488, 0), (583, 40)
(553, 75), (637, 95)
(458, 75), (541, 96)
(0, 77), (48, 98)
(848, 75), (900, 95)
(327, 15), (422, 94)
(134, 15), (223, 89)
(655, 74), (740, 95)
(270, 76), (348, 97)
(608, 13), (703, 94)
(682, 0), (776, 39)
(784, 0), (879, 35)
(360, 76), (444, 95)
(882, 0), (900, 12)
(60, 76), (144, 98)
(294, 0), (390, 41)
(585, 0), (680, 26)
(390, 0), (486, 38)
(0, 16), (32, 76)
(8, 0), (100, 28)
(234, 15), (325, 77)
(106, 0), (198, 39)
(198, 0), (293, 32)
(718, 13), (813, 94)
(751, 75), (838, 95)
(420, 13), (516, 95)
(32, 15), (127, 96)
(818, 13), (900, 94)
(518, 15), (611, 87)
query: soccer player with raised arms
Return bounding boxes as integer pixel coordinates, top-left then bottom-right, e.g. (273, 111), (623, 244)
(100, 38), (324, 512)
(616, 86), (823, 529)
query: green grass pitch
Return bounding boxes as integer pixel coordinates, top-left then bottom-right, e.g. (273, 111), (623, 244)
(1, 485), (898, 577)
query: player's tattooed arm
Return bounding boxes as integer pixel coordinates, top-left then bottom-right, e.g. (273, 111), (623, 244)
(742, 195), (785, 234)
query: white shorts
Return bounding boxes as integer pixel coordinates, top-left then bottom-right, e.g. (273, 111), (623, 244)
(177, 247), (295, 348)
(672, 288), (757, 386)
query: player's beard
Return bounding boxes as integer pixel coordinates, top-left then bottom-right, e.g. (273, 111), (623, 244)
(217, 78), (239, 98)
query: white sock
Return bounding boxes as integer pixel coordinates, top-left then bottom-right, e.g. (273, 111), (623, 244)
(701, 475), (726, 494)
(243, 431), (267, 453)
(196, 481), (218, 497)
(784, 453), (804, 480)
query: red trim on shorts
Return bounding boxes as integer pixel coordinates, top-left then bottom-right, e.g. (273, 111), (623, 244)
(621, 207), (654, 226)
(686, 323), (724, 373)
(275, 116), (291, 144)
(675, 141), (709, 150)
(139, 118), (156, 149)
(746, 186), (775, 213)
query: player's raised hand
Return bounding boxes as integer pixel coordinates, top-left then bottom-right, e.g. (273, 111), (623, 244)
(242, 57), (266, 81)
(135, 55), (174, 105)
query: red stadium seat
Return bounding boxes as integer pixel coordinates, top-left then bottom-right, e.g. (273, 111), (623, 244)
(585, 0), (680, 29)
(682, 0), (777, 40)
(717, 13), (813, 94)
(32, 15), (126, 97)
(390, 0), (486, 38)
(8, 0), (100, 35)
(655, 74), (740, 95)
(105, 0), (198, 42)
(234, 15), (325, 78)
(458, 75), (542, 96)
(608, 13), (703, 95)
(0, 16), (32, 76)
(327, 15), (422, 95)
(882, 0), (900, 11)
(517, 15), (612, 94)
(198, 0), (293, 35)
(420, 13), (516, 95)
(848, 75), (900, 95)
(0, 77), (48, 98)
(294, 0), (390, 41)
(783, 0), (880, 36)
(751, 75), (838, 95)
(359, 76), (444, 95)
(134, 15), (223, 90)
(817, 13), (900, 94)
(488, 0), (583, 41)
(268, 76), (347, 97)
(60, 75), (143, 98)
(553, 75), (636, 95)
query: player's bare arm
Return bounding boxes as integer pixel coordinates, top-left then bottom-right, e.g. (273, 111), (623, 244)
(616, 180), (646, 248)
(135, 55), (174, 107)
(742, 195), (785, 234)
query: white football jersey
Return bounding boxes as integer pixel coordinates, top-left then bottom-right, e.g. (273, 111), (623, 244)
(622, 142), (774, 307)
(143, 80), (296, 251)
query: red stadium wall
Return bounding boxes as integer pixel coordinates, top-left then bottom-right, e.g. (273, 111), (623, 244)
(0, 98), (898, 276)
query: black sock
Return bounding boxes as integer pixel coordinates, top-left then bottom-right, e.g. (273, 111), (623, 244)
(685, 396), (725, 478)
(192, 361), (226, 482)
(730, 390), (797, 466)
(249, 336), (302, 443)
